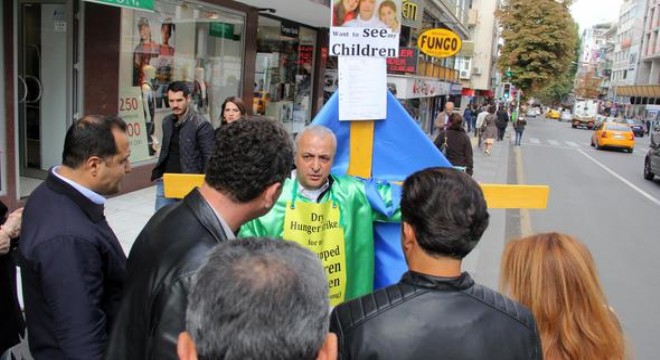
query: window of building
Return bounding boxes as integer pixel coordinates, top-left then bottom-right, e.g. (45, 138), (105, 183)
(254, 16), (317, 134)
(114, 0), (245, 161)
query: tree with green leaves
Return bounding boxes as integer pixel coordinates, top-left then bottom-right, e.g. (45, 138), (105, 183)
(537, 31), (581, 104)
(496, 0), (579, 95)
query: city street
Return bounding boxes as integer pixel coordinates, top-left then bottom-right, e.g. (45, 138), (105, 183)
(518, 115), (660, 358)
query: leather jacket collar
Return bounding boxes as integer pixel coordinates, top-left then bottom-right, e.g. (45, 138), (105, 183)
(183, 188), (228, 243)
(401, 271), (475, 291)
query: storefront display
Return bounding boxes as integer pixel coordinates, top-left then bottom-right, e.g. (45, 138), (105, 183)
(118, 2), (246, 162)
(255, 17), (316, 134)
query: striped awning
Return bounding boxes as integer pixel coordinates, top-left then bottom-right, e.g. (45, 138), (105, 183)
(615, 85), (660, 98)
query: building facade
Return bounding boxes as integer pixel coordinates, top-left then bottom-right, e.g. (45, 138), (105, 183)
(1, 0), (333, 208)
(456, 0), (499, 107)
(1, 0), (467, 207)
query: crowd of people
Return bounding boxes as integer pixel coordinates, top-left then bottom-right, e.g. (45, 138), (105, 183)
(0, 86), (628, 360)
(433, 100), (529, 175)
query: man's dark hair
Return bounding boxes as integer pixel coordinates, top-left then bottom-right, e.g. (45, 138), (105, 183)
(186, 238), (329, 360)
(167, 81), (191, 97)
(207, 117), (293, 202)
(401, 167), (489, 259)
(62, 115), (127, 169)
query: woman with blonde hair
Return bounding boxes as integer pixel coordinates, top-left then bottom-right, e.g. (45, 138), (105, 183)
(500, 232), (626, 360)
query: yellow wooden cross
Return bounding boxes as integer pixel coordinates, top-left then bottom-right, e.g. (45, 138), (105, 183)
(164, 113), (549, 210)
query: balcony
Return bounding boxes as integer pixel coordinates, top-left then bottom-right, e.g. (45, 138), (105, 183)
(417, 58), (460, 82)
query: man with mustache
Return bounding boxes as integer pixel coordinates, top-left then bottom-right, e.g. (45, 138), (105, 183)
(151, 81), (215, 210)
(240, 125), (396, 306)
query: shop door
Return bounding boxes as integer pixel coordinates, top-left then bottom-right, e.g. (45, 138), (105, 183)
(17, 0), (71, 180)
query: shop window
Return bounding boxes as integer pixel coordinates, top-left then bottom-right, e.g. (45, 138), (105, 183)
(255, 17), (317, 134)
(113, 2), (245, 163)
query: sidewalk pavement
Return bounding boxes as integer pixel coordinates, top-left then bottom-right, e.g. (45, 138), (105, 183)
(106, 185), (155, 255)
(462, 130), (513, 289)
(106, 133), (513, 289)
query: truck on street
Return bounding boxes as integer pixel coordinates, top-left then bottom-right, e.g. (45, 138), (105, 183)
(572, 99), (599, 129)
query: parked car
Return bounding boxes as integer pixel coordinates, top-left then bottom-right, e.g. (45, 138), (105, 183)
(644, 127), (660, 180)
(625, 119), (645, 137)
(560, 111), (572, 122)
(591, 122), (635, 153)
(546, 109), (560, 119)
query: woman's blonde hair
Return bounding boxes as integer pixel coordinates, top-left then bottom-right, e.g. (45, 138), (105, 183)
(500, 232), (626, 360)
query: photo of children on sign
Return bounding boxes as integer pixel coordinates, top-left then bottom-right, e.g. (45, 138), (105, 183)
(132, 15), (176, 110)
(332, 0), (400, 32)
(330, 0), (401, 57)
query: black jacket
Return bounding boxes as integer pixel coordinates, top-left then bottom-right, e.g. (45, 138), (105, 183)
(435, 128), (474, 175)
(330, 271), (542, 360)
(19, 171), (126, 360)
(104, 189), (229, 360)
(496, 110), (510, 128)
(151, 109), (215, 181)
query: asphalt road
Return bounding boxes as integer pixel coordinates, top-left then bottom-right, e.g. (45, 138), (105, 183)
(517, 115), (660, 359)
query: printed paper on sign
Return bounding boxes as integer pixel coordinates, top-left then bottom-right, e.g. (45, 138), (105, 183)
(338, 57), (387, 120)
(118, 87), (151, 162)
(329, 0), (402, 58)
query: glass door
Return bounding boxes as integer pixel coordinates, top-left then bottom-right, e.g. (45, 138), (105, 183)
(17, 0), (71, 180)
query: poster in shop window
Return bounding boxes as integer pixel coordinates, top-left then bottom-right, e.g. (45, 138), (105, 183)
(329, 0), (401, 58)
(123, 12), (178, 161)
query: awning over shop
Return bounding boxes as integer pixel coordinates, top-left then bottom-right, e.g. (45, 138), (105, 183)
(615, 85), (660, 105)
(615, 85), (660, 98)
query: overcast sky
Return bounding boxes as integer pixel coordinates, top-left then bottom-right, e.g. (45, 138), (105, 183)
(570, 0), (624, 31)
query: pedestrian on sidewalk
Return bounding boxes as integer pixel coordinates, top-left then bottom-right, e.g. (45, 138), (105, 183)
(475, 105), (489, 149)
(496, 107), (509, 141)
(482, 105), (498, 155)
(463, 105), (473, 133)
(434, 113), (473, 175)
(514, 116), (527, 146)
(151, 81), (215, 211)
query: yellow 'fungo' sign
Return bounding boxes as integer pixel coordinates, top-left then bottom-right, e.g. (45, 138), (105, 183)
(417, 28), (462, 58)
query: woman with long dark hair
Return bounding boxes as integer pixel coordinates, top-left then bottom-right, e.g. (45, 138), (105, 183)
(434, 113), (473, 175)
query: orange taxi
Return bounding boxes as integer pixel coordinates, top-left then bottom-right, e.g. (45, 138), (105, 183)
(591, 122), (635, 153)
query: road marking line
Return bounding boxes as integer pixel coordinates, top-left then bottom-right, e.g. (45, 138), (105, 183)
(565, 141), (579, 147)
(513, 146), (533, 236)
(548, 139), (560, 146)
(577, 148), (660, 207)
(529, 138), (541, 144)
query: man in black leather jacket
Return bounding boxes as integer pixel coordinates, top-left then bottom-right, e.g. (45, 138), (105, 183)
(151, 81), (216, 211)
(330, 167), (542, 360)
(105, 118), (293, 360)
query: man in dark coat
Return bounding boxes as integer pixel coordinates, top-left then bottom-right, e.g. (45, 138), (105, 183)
(151, 81), (215, 210)
(105, 117), (294, 360)
(19, 115), (132, 360)
(330, 168), (541, 360)
(496, 107), (510, 141)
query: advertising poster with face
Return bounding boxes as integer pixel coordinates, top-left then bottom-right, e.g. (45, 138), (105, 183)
(122, 12), (179, 160)
(133, 15), (176, 109)
(329, 0), (401, 58)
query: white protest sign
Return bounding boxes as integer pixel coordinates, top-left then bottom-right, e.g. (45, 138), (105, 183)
(118, 87), (151, 162)
(338, 57), (387, 120)
(329, 0), (402, 58)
